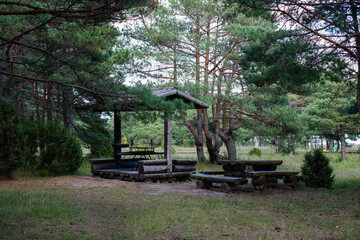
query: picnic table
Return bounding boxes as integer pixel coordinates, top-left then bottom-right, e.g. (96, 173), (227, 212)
(116, 151), (164, 169)
(191, 159), (301, 192)
(220, 160), (283, 173)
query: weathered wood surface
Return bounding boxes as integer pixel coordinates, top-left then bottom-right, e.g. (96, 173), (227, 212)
(138, 160), (167, 166)
(173, 165), (196, 172)
(265, 176), (278, 183)
(199, 170), (225, 175)
(140, 172), (192, 180)
(223, 165), (246, 172)
(221, 183), (239, 193)
(252, 165), (276, 171)
(196, 180), (211, 189)
(172, 159), (197, 165)
(283, 175), (299, 185)
(190, 173), (247, 185)
(224, 171), (247, 177)
(91, 162), (117, 170)
(138, 165), (167, 174)
(116, 151), (164, 158)
(89, 158), (115, 164)
(247, 171), (299, 178)
(219, 160), (283, 166)
(252, 176), (266, 186)
(137, 159), (197, 166)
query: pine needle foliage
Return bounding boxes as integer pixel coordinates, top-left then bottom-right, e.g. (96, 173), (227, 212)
(0, 100), (21, 177)
(301, 149), (334, 189)
(38, 122), (83, 175)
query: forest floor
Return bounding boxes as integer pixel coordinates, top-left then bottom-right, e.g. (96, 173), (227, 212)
(1, 147), (360, 239)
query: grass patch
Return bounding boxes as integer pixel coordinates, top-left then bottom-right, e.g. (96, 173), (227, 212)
(0, 189), (83, 240)
(2, 146), (359, 239)
(1, 185), (359, 239)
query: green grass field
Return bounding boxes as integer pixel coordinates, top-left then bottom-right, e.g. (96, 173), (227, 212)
(1, 146), (359, 239)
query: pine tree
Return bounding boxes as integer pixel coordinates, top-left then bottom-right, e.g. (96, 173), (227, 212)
(301, 149), (334, 189)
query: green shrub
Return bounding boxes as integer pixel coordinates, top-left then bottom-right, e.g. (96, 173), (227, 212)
(38, 121), (83, 175)
(183, 138), (192, 147)
(248, 147), (261, 157)
(19, 118), (40, 168)
(121, 136), (128, 144)
(87, 123), (113, 157)
(301, 149), (334, 189)
(0, 100), (21, 177)
(357, 146), (360, 154)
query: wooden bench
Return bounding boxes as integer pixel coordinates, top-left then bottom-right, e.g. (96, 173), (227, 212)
(246, 171), (300, 190)
(190, 173), (248, 193)
(89, 158), (116, 176)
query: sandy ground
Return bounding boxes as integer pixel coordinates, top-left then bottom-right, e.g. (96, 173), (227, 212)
(0, 176), (229, 197)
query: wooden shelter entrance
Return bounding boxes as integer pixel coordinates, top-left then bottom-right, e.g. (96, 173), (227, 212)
(89, 87), (208, 182)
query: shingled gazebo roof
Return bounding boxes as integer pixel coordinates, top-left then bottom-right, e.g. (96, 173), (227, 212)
(91, 87), (208, 112)
(151, 87), (208, 109)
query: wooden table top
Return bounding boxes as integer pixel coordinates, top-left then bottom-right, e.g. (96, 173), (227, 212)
(219, 160), (283, 166)
(116, 151), (164, 156)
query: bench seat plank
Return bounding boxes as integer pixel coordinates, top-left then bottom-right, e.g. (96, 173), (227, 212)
(89, 158), (115, 164)
(248, 171), (299, 178)
(190, 173), (243, 184)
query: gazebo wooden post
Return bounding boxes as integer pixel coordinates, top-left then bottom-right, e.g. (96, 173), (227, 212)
(164, 117), (172, 174)
(114, 111), (121, 168)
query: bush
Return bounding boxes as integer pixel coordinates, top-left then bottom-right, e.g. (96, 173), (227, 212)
(301, 149), (334, 189)
(182, 138), (192, 147)
(87, 123), (113, 157)
(357, 146), (360, 154)
(19, 118), (40, 168)
(38, 121), (83, 175)
(248, 147), (261, 157)
(0, 100), (21, 177)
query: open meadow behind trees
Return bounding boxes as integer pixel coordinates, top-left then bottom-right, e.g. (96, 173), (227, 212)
(1, 146), (360, 240)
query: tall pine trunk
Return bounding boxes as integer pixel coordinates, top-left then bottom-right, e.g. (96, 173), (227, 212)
(340, 124), (346, 161)
(350, 4), (360, 116)
(195, 109), (206, 161)
(62, 89), (73, 131)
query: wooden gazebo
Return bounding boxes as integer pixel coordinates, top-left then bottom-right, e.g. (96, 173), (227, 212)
(89, 87), (208, 182)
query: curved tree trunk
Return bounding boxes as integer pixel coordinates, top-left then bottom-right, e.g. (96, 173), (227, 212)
(206, 139), (221, 163)
(180, 110), (206, 162)
(195, 109), (206, 162)
(219, 130), (237, 161)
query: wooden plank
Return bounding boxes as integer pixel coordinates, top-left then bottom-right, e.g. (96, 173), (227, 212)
(199, 170), (225, 175)
(220, 160), (283, 166)
(248, 171), (299, 178)
(172, 159), (197, 165)
(138, 160), (167, 166)
(89, 158), (115, 164)
(141, 171), (191, 179)
(91, 162), (117, 170)
(139, 165), (167, 174)
(190, 173), (247, 185)
(224, 171), (247, 177)
(221, 183), (239, 193)
(100, 169), (138, 174)
(173, 165), (196, 172)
